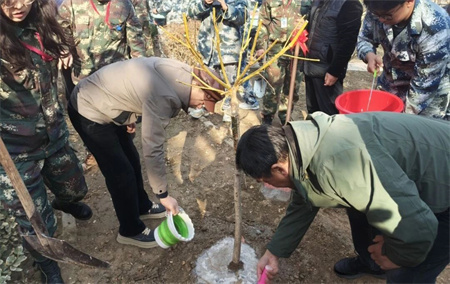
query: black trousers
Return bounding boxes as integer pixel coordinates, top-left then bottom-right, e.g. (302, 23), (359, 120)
(68, 105), (153, 237)
(305, 75), (342, 115)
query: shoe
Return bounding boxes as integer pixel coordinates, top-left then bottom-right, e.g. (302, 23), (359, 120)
(279, 114), (286, 125)
(188, 107), (209, 119)
(221, 97), (231, 111)
(140, 203), (167, 220)
(262, 115), (273, 125)
(116, 227), (158, 248)
(239, 101), (259, 110)
(222, 114), (232, 122)
(334, 257), (386, 279)
(51, 199), (93, 221)
(35, 259), (64, 284)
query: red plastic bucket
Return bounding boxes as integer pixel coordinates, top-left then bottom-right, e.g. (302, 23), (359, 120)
(335, 90), (404, 114)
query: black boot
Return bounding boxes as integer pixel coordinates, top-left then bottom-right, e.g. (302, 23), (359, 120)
(334, 256), (386, 279)
(35, 259), (64, 284)
(262, 115), (273, 125)
(51, 199), (93, 220)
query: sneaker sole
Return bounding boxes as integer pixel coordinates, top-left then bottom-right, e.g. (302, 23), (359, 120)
(239, 105), (259, 110)
(334, 269), (386, 280)
(140, 211), (167, 220)
(116, 234), (159, 249)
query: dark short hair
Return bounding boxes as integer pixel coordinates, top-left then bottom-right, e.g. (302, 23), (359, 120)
(236, 125), (289, 179)
(364, 0), (406, 12)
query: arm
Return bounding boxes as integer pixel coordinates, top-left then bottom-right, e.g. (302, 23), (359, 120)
(125, 0), (146, 58)
(56, 1), (75, 69)
(356, 12), (383, 73)
(141, 102), (180, 214)
(326, 0), (363, 79)
(255, 1), (270, 51)
(57, 0), (73, 32)
(356, 12), (380, 64)
(130, 0), (150, 25)
(220, 0), (247, 26)
(406, 28), (450, 115)
(187, 0), (212, 20)
(156, 0), (174, 15)
(323, 148), (438, 267)
(266, 189), (319, 258)
(300, 0), (312, 16)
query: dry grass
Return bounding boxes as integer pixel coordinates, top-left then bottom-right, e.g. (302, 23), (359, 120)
(158, 20), (200, 66)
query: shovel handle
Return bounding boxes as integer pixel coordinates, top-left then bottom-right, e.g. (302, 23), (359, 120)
(0, 137), (50, 236)
(285, 43), (300, 125)
(0, 138), (111, 268)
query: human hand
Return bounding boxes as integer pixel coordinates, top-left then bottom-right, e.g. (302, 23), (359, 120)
(216, 0), (228, 11)
(255, 49), (265, 58)
(58, 53), (73, 70)
(160, 195), (180, 215)
(324, 73), (338, 86)
(152, 8), (158, 14)
(257, 250), (279, 283)
(365, 52), (383, 74)
(368, 235), (401, 270)
(126, 123), (136, 134)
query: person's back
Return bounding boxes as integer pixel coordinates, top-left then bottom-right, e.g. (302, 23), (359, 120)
(290, 112), (449, 281)
(71, 57), (192, 126)
(315, 112), (450, 212)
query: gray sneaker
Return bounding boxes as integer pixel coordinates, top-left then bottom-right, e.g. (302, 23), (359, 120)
(116, 227), (158, 248)
(189, 107), (209, 118)
(222, 114), (232, 122)
(140, 203), (166, 220)
(239, 101), (259, 110)
(221, 97), (231, 110)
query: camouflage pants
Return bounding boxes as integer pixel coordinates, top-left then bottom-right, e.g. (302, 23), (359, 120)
(142, 21), (156, 57)
(262, 57), (303, 120)
(213, 64), (238, 84)
(0, 142), (88, 238)
(213, 64), (238, 111)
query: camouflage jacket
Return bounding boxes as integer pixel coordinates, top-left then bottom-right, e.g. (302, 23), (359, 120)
(256, 0), (303, 55)
(58, 0), (146, 83)
(150, 0), (174, 15)
(357, 0), (450, 119)
(0, 24), (68, 161)
(188, 0), (248, 66)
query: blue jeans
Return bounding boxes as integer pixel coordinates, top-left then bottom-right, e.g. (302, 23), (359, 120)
(347, 208), (449, 283)
(68, 105), (153, 237)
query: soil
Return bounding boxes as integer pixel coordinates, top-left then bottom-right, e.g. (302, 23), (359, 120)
(13, 24), (450, 283)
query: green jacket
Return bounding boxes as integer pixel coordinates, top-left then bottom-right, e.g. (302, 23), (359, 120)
(268, 112), (450, 267)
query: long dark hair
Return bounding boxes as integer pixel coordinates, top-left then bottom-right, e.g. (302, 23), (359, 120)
(0, 0), (76, 70)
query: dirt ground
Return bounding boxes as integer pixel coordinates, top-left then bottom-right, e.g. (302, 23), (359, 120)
(13, 68), (449, 284)
(12, 23), (450, 283)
